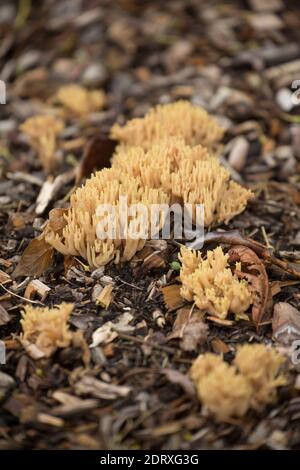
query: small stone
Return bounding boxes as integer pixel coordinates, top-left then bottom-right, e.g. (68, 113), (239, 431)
(276, 88), (294, 112)
(17, 50), (41, 72)
(82, 63), (107, 86)
(0, 119), (17, 134)
(91, 266), (105, 279)
(248, 0), (283, 12)
(0, 196), (11, 205)
(248, 13), (283, 32)
(228, 136), (249, 172)
(92, 284), (103, 302)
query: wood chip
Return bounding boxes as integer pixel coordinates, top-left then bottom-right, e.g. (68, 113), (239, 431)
(24, 279), (51, 301)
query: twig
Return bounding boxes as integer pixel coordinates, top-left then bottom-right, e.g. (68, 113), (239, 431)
(0, 282), (43, 305)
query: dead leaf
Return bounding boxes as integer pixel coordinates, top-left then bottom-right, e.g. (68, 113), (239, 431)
(270, 280), (300, 296)
(161, 284), (185, 311)
(167, 307), (208, 351)
(143, 251), (166, 269)
(211, 337), (230, 354)
(46, 207), (68, 234)
(204, 230), (300, 279)
(14, 207), (70, 278)
(228, 245), (272, 330)
(76, 134), (117, 183)
(272, 302), (300, 345)
(0, 270), (11, 284)
(13, 236), (54, 278)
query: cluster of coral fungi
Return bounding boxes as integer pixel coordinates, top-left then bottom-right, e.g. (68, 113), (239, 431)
(42, 100), (253, 268)
(20, 303), (74, 357)
(190, 345), (286, 421)
(20, 84), (107, 172)
(179, 246), (253, 320)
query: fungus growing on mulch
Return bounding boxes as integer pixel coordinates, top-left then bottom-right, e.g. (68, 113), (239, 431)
(111, 100), (224, 150)
(20, 115), (64, 173)
(55, 84), (106, 117)
(179, 246), (253, 320)
(20, 303), (74, 357)
(45, 168), (169, 268)
(190, 344), (286, 421)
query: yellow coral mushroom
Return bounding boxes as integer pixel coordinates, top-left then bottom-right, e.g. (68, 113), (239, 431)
(112, 139), (253, 225)
(111, 100), (224, 150)
(20, 115), (64, 172)
(20, 303), (74, 357)
(190, 352), (225, 383)
(45, 168), (169, 268)
(172, 158), (253, 225)
(195, 360), (252, 421)
(179, 246), (253, 319)
(56, 84), (106, 116)
(234, 344), (286, 409)
(190, 345), (286, 421)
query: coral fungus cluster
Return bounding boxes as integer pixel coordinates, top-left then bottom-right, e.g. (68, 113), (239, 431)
(190, 344), (286, 421)
(20, 84), (106, 172)
(179, 246), (253, 319)
(43, 100), (253, 268)
(45, 169), (168, 267)
(55, 84), (106, 117)
(20, 303), (74, 357)
(110, 100), (224, 150)
(20, 115), (64, 173)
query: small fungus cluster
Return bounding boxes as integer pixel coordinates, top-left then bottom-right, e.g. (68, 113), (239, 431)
(20, 84), (106, 172)
(190, 344), (286, 421)
(20, 303), (74, 357)
(20, 115), (64, 173)
(179, 246), (253, 319)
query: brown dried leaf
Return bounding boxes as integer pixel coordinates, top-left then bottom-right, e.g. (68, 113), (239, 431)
(161, 284), (185, 311)
(76, 134), (117, 183)
(46, 207), (68, 234)
(228, 245), (272, 330)
(13, 236), (54, 278)
(270, 280), (300, 296)
(211, 337), (230, 354)
(0, 270), (11, 284)
(168, 307), (208, 351)
(204, 230), (300, 279)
